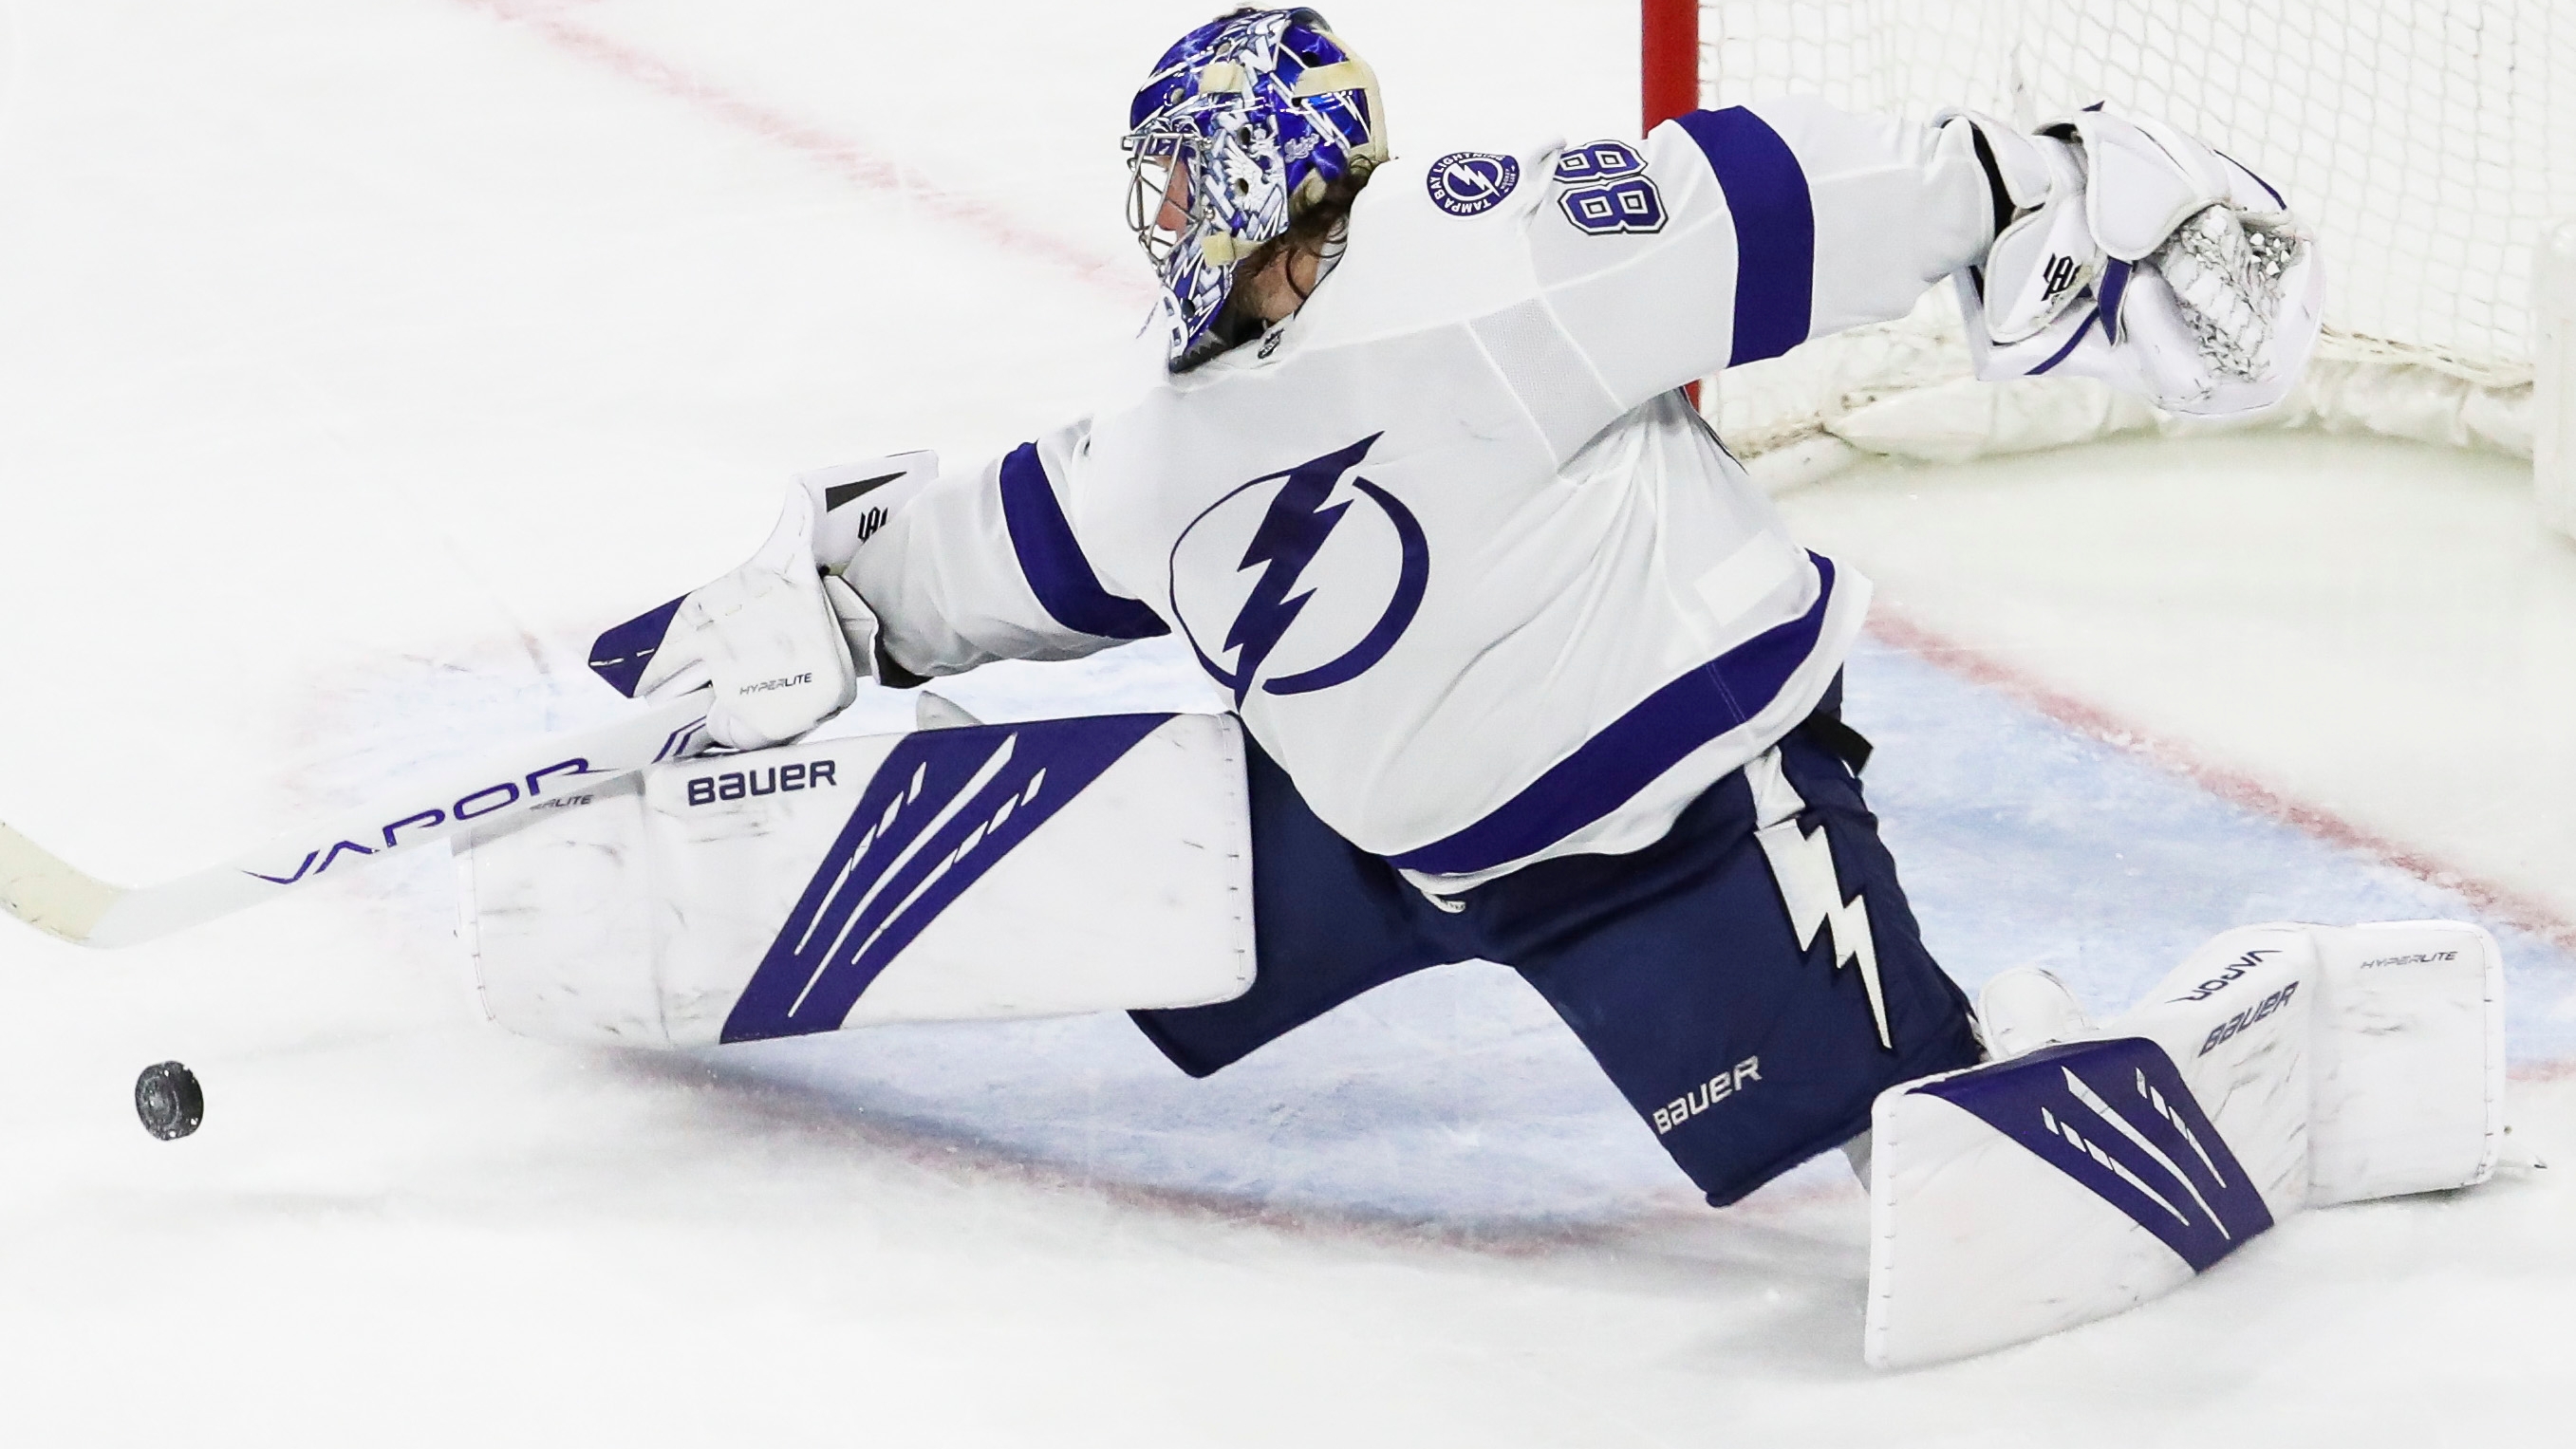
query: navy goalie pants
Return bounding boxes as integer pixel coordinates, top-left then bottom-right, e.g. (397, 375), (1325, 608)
(1130, 706), (1981, 1208)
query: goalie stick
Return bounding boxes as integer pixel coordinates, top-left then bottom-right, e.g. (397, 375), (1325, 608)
(0, 454), (943, 952)
(0, 694), (713, 949)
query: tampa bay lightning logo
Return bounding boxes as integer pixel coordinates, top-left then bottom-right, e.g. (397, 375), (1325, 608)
(1426, 152), (1521, 216)
(1170, 435), (1429, 706)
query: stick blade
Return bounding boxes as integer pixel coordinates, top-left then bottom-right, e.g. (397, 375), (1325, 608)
(0, 821), (125, 945)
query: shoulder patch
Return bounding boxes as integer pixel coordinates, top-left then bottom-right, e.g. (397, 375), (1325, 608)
(1425, 152), (1521, 216)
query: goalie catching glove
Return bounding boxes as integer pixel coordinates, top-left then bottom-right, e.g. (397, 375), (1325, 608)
(1951, 105), (2324, 416)
(588, 452), (939, 751)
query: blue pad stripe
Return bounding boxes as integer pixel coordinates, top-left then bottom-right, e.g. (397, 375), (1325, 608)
(1919, 1036), (2275, 1272)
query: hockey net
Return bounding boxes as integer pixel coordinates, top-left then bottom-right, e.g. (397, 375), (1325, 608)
(1656, 1), (2576, 485)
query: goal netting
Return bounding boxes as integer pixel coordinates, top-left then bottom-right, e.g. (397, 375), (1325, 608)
(1664, 1), (2576, 483)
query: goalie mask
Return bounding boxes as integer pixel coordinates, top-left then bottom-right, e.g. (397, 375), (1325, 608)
(1123, 8), (1387, 371)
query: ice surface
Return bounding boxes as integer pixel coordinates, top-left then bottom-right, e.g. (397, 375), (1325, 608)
(0, 2), (2568, 1443)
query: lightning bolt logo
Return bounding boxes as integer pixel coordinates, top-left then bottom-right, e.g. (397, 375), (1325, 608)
(1749, 752), (1893, 1050)
(1175, 434), (1429, 706)
(1217, 438), (1367, 704)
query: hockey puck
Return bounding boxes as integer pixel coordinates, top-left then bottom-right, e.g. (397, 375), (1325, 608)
(135, 1062), (204, 1141)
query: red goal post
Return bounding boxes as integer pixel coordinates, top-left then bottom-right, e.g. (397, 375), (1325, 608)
(1642, 1), (2570, 500)
(1640, 0), (1699, 135)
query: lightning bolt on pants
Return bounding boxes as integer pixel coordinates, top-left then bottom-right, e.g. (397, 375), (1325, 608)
(1132, 722), (1982, 1208)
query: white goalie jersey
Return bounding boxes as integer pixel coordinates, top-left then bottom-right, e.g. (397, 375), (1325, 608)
(848, 100), (2000, 888)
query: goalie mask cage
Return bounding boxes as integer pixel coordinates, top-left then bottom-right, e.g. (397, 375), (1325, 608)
(1641, 0), (2576, 489)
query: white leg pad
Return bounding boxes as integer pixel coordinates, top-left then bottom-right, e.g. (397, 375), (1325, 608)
(1865, 920), (2504, 1368)
(455, 712), (1256, 1047)
(2305, 921), (2506, 1204)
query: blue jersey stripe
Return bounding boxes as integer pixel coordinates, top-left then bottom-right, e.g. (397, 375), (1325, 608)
(997, 442), (1170, 641)
(1673, 107), (1816, 366)
(1386, 555), (1840, 877)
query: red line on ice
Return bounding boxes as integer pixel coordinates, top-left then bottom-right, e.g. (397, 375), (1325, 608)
(1867, 607), (2576, 951)
(454, 0), (1148, 306)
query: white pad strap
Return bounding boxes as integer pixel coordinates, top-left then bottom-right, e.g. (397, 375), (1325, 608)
(1974, 964), (2092, 1058)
